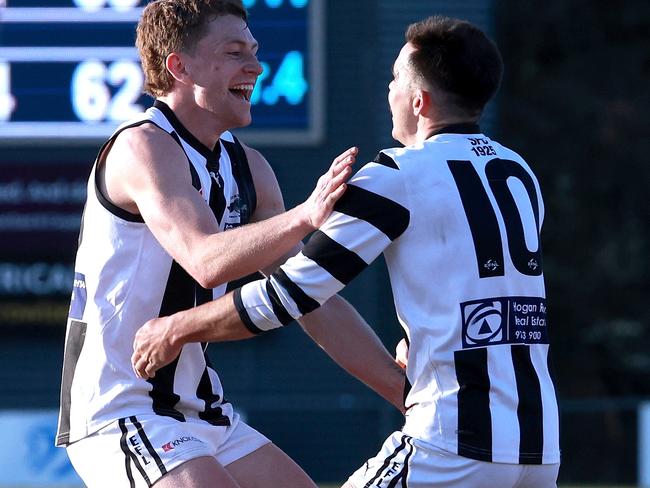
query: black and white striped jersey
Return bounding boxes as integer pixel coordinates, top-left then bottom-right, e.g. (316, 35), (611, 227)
(235, 124), (560, 464)
(56, 101), (256, 447)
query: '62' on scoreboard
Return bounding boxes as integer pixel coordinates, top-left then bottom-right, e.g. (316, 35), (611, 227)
(0, 0), (323, 145)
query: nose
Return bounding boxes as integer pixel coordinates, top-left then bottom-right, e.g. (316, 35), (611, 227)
(246, 55), (263, 76)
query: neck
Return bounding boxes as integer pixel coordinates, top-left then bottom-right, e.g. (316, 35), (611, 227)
(158, 94), (225, 150)
(415, 114), (479, 144)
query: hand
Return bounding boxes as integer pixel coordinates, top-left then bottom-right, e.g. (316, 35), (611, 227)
(131, 316), (181, 379)
(395, 338), (408, 369)
(302, 146), (357, 229)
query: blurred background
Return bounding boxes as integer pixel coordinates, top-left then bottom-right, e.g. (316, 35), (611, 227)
(0, 0), (648, 486)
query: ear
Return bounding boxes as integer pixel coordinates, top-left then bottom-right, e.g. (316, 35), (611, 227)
(412, 89), (430, 117)
(165, 52), (191, 85)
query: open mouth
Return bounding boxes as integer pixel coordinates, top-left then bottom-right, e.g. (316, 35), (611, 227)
(229, 84), (254, 102)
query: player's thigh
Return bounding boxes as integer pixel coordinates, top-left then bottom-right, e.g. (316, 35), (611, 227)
(153, 456), (240, 488)
(225, 442), (317, 488)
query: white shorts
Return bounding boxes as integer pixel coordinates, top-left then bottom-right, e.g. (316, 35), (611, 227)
(66, 412), (270, 487)
(347, 431), (559, 488)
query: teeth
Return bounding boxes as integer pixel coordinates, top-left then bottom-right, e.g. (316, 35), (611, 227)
(230, 84), (254, 102)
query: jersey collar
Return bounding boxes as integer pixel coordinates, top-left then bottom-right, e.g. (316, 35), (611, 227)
(426, 123), (481, 139)
(153, 100), (222, 163)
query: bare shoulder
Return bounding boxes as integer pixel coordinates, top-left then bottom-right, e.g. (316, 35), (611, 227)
(240, 142), (275, 180)
(101, 124), (193, 213)
(107, 123), (191, 188)
(238, 141), (284, 220)
(110, 124), (183, 172)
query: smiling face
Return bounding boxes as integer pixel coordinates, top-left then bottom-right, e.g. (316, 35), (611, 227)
(181, 14), (262, 130)
(388, 42), (420, 146)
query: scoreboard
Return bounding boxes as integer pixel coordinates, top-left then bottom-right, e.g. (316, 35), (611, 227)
(0, 0), (323, 329)
(0, 0), (324, 145)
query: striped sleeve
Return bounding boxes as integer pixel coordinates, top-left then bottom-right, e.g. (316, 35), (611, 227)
(236, 152), (410, 332)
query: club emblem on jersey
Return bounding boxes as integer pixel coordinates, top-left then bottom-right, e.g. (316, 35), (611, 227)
(227, 195), (245, 214)
(527, 258), (539, 271)
(461, 299), (504, 348)
(224, 194), (247, 230)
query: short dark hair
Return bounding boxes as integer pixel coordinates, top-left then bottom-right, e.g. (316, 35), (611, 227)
(136, 0), (248, 98)
(405, 16), (503, 113)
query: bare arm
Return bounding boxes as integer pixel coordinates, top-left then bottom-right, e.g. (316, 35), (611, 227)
(102, 125), (355, 288)
(132, 288), (406, 413)
(243, 152), (405, 411)
(129, 156), (301, 370)
(298, 296), (405, 413)
(131, 291), (406, 413)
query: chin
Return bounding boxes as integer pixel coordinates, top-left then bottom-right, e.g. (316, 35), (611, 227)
(240, 109), (253, 125)
(230, 114), (253, 130)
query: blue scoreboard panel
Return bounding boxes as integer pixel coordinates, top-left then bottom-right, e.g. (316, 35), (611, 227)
(0, 0), (324, 145)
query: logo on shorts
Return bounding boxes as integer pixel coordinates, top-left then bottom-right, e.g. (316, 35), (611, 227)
(161, 436), (204, 452)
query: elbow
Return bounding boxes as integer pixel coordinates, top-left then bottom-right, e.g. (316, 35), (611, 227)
(195, 273), (218, 290)
(186, 261), (225, 290)
(181, 242), (231, 289)
(197, 269), (227, 290)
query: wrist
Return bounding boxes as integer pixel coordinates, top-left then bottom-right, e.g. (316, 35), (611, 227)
(290, 203), (316, 232)
(165, 313), (185, 350)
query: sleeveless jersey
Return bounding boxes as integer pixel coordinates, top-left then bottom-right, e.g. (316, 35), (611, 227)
(234, 124), (560, 464)
(56, 100), (257, 446)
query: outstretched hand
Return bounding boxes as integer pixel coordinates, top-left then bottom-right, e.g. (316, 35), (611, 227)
(131, 316), (181, 380)
(302, 146), (357, 229)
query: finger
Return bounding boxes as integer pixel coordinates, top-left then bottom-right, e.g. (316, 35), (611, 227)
(144, 364), (157, 379)
(133, 358), (147, 379)
(316, 169), (349, 203)
(339, 154), (356, 170)
(337, 150), (357, 168)
(325, 183), (347, 205)
(330, 149), (358, 174)
(135, 355), (155, 379)
(327, 156), (354, 180)
(332, 146), (358, 165)
(327, 166), (352, 191)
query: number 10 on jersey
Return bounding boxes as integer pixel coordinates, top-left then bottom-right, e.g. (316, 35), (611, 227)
(448, 158), (543, 279)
